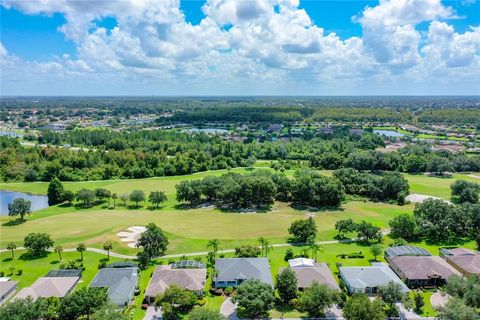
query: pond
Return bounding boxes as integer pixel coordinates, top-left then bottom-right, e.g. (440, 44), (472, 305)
(373, 129), (405, 137)
(0, 190), (49, 215)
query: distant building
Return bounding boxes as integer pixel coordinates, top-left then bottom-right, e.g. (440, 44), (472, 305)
(44, 123), (66, 132)
(214, 258), (273, 288)
(319, 127), (334, 134)
(339, 262), (409, 295)
(348, 128), (364, 136)
(440, 248), (480, 276)
(283, 258), (340, 291)
(267, 124), (283, 132)
(89, 267), (138, 306)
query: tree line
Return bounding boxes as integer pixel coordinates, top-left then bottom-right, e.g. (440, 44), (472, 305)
(176, 170), (344, 208)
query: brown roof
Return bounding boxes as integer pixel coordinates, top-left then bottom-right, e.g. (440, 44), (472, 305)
(390, 256), (461, 280)
(281, 263), (340, 291)
(13, 277), (79, 301)
(448, 255), (480, 275)
(448, 248), (477, 256)
(145, 265), (206, 298)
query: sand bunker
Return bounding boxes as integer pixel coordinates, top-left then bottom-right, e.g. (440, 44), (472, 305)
(405, 194), (452, 204)
(117, 226), (147, 248)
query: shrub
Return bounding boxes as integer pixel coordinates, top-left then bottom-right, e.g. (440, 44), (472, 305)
(16, 269), (23, 276)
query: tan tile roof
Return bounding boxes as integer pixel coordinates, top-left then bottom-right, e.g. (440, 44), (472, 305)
(448, 255), (480, 275)
(13, 277), (79, 301)
(145, 265), (206, 298)
(390, 256), (461, 280)
(281, 263), (340, 291)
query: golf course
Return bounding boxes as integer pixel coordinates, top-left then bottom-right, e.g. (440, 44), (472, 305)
(1, 166), (479, 255)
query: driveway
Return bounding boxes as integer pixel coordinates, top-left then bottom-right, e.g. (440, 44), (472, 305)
(220, 297), (237, 320)
(143, 306), (162, 320)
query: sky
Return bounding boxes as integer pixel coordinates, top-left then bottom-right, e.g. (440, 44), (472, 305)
(0, 0), (479, 96)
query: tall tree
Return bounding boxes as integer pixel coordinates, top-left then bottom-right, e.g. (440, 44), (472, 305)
(288, 217), (317, 243)
(296, 282), (338, 318)
(47, 177), (65, 206)
(275, 268), (297, 304)
(8, 198), (31, 221)
(236, 279), (275, 319)
(343, 294), (386, 320)
(24, 233), (54, 256)
(137, 223), (169, 259)
(59, 287), (108, 320)
(129, 189), (146, 207)
(148, 191), (168, 208)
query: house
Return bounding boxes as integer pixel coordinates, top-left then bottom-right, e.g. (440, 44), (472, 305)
(319, 127), (334, 134)
(145, 262), (207, 304)
(440, 248), (480, 276)
(267, 124), (283, 132)
(0, 279), (17, 305)
(339, 262), (409, 295)
(282, 258), (340, 291)
(214, 258), (273, 288)
(13, 276), (79, 301)
(89, 267), (138, 306)
(348, 128), (364, 136)
(388, 256), (461, 288)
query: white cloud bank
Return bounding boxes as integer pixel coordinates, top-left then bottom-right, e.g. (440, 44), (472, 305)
(1, 0), (479, 95)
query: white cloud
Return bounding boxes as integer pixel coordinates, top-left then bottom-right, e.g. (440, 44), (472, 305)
(0, 0), (479, 95)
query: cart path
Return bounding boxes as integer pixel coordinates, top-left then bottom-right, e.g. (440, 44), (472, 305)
(0, 230), (389, 260)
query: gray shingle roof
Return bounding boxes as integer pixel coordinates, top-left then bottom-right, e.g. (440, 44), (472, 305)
(89, 267), (138, 306)
(340, 262), (409, 293)
(215, 258), (273, 286)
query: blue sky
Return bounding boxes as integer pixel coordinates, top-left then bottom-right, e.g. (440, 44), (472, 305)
(1, 0), (479, 95)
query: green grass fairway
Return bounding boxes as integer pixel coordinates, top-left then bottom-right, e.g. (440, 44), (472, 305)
(405, 172), (480, 199)
(0, 200), (411, 254)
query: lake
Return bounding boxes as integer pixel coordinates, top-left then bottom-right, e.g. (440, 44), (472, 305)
(0, 190), (49, 215)
(373, 129), (405, 137)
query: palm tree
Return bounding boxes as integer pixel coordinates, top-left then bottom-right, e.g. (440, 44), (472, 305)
(309, 243), (323, 261)
(258, 237), (266, 257)
(264, 240), (274, 257)
(76, 243), (86, 261)
(258, 237), (273, 257)
(54, 245), (63, 261)
(103, 240), (113, 260)
(207, 239), (221, 257)
(6, 242), (16, 260)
